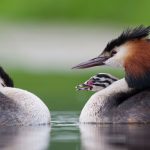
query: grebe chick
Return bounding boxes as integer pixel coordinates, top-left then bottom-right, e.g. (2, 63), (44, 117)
(73, 25), (150, 123)
(0, 67), (50, 126)
(76, 73), (118, 92)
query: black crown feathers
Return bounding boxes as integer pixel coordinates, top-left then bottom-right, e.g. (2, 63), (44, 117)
(104, 25), (150, 52)
(0, 67), (14, 87)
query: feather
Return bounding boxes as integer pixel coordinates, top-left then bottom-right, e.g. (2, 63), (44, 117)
(0, 67), (14, 87)
(104, 25), (150, 52)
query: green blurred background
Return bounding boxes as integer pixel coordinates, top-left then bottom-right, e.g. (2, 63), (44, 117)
(0, 0), (149, 24)
(0, 0), (149, 110)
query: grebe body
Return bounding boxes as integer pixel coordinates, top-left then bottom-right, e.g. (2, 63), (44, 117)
(0, 67), (50, 126)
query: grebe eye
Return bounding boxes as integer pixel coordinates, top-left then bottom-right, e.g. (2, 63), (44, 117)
(111, 50), (117, 56)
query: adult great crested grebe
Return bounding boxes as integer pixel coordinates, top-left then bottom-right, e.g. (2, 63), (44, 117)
(73, 25), (150, 123)
(0, 67), (50, 126)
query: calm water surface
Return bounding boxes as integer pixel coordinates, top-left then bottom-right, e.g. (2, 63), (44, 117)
(0, 111), (150, 150)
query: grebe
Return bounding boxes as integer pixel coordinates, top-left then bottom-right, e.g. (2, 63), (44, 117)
(0, 67), (50, 126)
(76, 73), (118, 92)
(73, 25), (150, 123)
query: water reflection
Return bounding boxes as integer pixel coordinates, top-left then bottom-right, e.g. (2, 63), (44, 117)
(80, 124), (150, 150)
(0, 125), (51, 150)
(50, 112), (80, 150)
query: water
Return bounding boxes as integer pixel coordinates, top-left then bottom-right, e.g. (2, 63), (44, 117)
(51, 112), (80, 150)
(1, 111), (150, 150)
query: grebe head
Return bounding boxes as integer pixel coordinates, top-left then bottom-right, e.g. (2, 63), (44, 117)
(76, 73), (118, 92)
(73, 25), (150, 89)
(0, 67), (14, 87)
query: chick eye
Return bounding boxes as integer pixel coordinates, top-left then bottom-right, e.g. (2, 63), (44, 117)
(111, 50), (117, 56)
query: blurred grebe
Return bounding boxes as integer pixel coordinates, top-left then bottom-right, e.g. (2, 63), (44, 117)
(0, 67), (50, 126)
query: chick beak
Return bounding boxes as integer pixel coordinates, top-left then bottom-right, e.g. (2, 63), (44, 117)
(72, 55), (109, 69)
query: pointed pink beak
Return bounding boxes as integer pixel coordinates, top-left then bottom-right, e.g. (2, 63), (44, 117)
(72, 56), (109, 69)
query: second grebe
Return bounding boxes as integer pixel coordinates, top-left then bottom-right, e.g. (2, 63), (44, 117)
(0, 67), (50, 126)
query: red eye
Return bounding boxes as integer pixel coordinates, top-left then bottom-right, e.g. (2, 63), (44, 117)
(111, 50), (117, 56)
